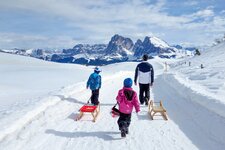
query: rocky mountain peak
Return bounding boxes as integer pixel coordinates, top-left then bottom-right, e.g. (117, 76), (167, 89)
(105, 34), (134, 56)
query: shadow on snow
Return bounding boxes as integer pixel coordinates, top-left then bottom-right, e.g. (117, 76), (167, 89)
(45, 129), (122, 141)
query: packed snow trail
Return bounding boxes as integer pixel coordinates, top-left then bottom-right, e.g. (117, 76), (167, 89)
(153, 74), (225, 150)
(0, 62), (225, 150)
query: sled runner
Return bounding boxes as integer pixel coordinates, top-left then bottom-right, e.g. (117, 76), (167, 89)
(148, 100), (168, 120)
(76, 101), (100, 122)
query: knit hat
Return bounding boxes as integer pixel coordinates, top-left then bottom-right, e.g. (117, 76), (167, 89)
(94, 67), (101, 73)
(123, 78), (133, 88)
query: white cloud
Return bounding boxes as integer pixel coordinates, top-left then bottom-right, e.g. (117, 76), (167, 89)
(0, 32), (77, 49)
(183, 1), (198, 6)
(0, 0), (224, 47)
(220, 10), (225, 14)
(0, 0), (189, 28)
(193, 9), (214, 18)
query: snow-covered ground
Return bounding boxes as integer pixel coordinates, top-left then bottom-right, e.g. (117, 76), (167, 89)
(0, 42), (225, 150)
(170, 42), (225, 117)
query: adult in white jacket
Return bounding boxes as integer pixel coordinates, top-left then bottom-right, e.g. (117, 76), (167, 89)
(134, 54), (154, 105)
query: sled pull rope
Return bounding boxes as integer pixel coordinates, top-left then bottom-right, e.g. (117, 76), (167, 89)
(113, 103), (118, 108)
(87, 97), (91, 104)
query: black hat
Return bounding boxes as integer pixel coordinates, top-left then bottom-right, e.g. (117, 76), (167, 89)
(143, 54), (148, 61)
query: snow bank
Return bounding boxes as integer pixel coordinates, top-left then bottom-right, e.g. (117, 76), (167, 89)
(170, 42), (225, 114)
(0, 96), (61, 141)
(153, 74), (225, 149)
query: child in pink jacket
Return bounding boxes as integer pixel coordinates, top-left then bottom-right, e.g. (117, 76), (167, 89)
(116, 78), (140, 137)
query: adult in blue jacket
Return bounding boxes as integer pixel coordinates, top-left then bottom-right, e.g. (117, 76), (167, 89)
(86, 67), (102, 105)
(134, 54), (154, 105)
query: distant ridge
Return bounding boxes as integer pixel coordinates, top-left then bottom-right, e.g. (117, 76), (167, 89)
(0, 34), (192, 65)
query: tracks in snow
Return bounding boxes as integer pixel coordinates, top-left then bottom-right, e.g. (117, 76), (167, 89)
(1, 70), (225, 150)
(0, 71), (133, 149)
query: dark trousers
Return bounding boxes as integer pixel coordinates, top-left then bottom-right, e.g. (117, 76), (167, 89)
(139, 83), (150, 104)
(91, 89), (99, 105)
(117, 113), (131, 132)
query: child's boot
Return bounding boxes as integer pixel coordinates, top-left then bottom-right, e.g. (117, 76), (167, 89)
(121, 129), (126, 137)
(125, 128), (129, 134)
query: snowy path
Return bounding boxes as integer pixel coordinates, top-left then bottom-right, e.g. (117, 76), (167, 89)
(1, 63), (225, 150)
(154, 74), (225, 150)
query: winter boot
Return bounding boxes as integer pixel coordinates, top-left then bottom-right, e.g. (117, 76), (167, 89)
(120, 127), (127, 138)
(145, 101), (148, 106)
(121, 130), (126, 138)
(145, 97), (149, 106)
(125, 128), (129, 134)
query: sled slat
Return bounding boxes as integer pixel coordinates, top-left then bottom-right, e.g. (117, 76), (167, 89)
(148, 100), (168, 121)
(76, 104), (100, 122)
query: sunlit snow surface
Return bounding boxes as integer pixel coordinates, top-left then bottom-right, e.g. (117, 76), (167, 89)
(0, 42), (225, 150)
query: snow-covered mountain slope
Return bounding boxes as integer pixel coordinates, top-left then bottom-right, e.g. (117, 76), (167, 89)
(170, 42), (225, 113)
(133, 36), (181, 59)
(0, 52), (225, 150)
(0, 53), (90, 105)
(148, 36), (170, 48)
(0, 53), (91, 131)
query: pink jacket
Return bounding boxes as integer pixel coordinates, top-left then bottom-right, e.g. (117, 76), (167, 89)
(116, 87), (140, 114)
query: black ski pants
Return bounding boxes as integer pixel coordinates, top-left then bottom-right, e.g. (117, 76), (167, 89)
(139, 83), (150, 104)
(91, 89), (99, 105)
(117, 112), (131, 132)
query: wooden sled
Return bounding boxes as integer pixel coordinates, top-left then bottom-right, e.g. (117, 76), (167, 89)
(148, 100), (168, 120)
(76, 103), (100, 122)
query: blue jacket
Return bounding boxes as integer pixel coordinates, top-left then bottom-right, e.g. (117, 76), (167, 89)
(86, 72), (102, 90)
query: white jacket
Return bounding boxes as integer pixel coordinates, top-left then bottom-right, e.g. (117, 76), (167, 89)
(134, 61), (154, 84)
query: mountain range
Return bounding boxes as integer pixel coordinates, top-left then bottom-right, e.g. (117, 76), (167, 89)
(0, 34), (193, 65)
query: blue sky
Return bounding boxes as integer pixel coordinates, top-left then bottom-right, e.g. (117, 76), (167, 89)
(0, 0), (224, 49)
